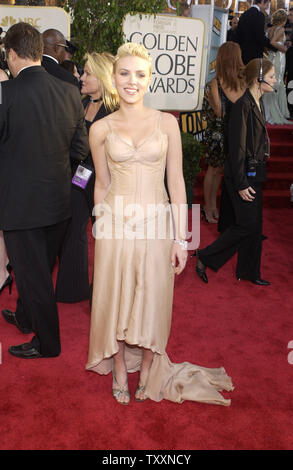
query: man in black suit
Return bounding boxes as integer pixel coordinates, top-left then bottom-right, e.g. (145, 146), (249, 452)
(236, 0), (276, 64)
(42, 28), (78, 86)
(227, 17), (239, 43)
(0, 23), (89, 359)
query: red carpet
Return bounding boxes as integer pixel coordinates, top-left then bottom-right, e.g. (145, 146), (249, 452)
(0, 205), (293, 450)
(263, 124), (293, 208)
(1, 125), (293, 450)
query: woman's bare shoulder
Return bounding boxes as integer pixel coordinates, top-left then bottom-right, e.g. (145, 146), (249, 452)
(160, 111), (180, 134)
(90, 114), (113, 137)
(161, 110), (178, 125)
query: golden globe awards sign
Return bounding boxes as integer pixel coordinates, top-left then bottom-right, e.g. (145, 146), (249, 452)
(123, 13), (205, 111)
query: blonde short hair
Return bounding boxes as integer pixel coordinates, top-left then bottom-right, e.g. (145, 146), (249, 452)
(84, 51), (119, 112)
(271, 9), (288, 26)
(113, 42), (152, 76)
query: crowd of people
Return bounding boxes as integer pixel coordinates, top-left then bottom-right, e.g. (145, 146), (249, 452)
(202, 1), (293, 224)
(0, 1), (291, 407)
(196, 56), (275, 287)
(0, 22), (234, 408)
(227, 2), (293, 123)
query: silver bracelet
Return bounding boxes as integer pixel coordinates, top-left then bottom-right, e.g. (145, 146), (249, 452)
(174, 239), (188, 250)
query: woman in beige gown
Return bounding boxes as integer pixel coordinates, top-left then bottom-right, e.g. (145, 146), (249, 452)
(262, 9), (292, 124)
(86, 43), (233, 406)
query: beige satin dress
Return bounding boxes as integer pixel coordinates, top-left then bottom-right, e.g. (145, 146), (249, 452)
(86, 111), (233, 406)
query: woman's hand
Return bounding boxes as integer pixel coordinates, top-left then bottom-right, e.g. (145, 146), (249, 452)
(0, 69), (9, 82)
(171, 242), (188, 275)
(238, 186), (256, 202)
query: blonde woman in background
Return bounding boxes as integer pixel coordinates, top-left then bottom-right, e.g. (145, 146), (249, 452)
(86, 42), (233, 406)
(56, 52), (119, 303)
(263, 8), (292, 124)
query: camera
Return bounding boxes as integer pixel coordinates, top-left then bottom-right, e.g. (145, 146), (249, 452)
(246, 157), (257, 177)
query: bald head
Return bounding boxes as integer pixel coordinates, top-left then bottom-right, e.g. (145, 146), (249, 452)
(42, 29), (67, 63)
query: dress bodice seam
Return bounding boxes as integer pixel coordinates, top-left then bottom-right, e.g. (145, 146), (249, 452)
(104, 111), (167, 151)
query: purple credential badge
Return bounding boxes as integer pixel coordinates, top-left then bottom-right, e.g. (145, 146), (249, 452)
(72, 164), (93, 189)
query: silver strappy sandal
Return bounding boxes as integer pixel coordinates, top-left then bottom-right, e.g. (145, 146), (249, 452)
(112, 372), (130, 405)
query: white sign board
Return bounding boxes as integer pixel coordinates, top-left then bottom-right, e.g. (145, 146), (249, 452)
(123, 13), (205, 111)
(0, 6), (70, 39)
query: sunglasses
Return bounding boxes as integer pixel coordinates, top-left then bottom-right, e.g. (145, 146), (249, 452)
(57, 43), (70, 53)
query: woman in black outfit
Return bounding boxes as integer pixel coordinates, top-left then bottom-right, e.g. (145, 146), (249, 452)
(194, 58), (276, 286)
(56, 52), (118, 302)
(202, 42), (245, 224)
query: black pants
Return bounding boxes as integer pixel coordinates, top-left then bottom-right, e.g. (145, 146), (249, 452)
(55, 187), (91, 303)
(4, 219), (69, 357)
(217, 179), (235, 234)
(198, 179), (263, 280)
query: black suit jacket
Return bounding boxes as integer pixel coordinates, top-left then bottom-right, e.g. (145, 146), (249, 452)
(224, 89), (267, 191)
(75, 97), (110, 211)
(236, 7), (275, 64)
(0, 66), (89, 231)
(42, 55), (79, 87)
(227, 28), (238, 43)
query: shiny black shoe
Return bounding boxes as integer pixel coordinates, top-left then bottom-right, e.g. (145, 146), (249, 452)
(2, 309), (33, 334)
(194, 250), (208, 283)
(0, 274), (13, 295)
(251, 279), (270, 286)
(237, 278), (271, 286)
(8, 343), (42, 359)
(6, 263), (13, 273)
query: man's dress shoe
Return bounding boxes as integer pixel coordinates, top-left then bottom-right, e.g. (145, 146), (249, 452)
(2, 309), (33, 334)
(251, 279), (270, 286)
(8, 343), (42, 359)
(237, 278), (270, 286)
